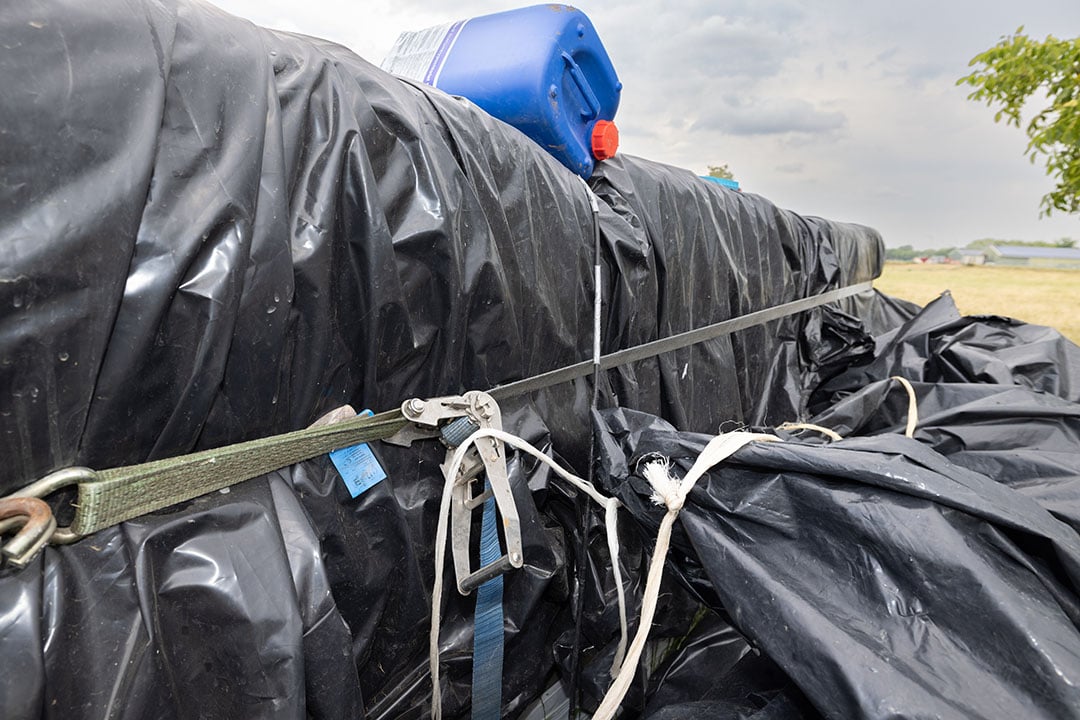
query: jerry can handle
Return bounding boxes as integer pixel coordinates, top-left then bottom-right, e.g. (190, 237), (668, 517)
(561, 52), (601, 120)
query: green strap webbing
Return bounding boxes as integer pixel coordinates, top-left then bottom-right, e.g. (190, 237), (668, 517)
(70, 410), (408, 535)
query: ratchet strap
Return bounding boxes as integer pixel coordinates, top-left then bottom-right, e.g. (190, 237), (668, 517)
(4, 280), (872, 547)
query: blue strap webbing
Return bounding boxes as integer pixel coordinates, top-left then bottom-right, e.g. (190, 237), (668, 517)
(470, 485), (504, 720)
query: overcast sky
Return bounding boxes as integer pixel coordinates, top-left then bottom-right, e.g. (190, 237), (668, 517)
(211, 0), (1079, 249)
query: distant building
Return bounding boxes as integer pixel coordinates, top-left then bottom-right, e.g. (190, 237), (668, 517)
(987, 245), (1080, 269)
(950, 249), (986, 265)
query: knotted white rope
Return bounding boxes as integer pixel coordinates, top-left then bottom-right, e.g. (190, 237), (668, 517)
(431, 376), (919, 717)
(591, 431), (779, 720)
(430, 428), (629, 719)
(591, 377), (918, 717)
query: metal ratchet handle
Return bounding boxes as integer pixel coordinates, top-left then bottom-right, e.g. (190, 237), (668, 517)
(450, 435), (525, 595)
(401, 391), (526, 596)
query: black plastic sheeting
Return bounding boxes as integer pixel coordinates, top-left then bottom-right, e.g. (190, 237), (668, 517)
(598, 409), (1080, 717)
(809, 293), (1080, 532)
(814, 291), (1080, 409)
(12, 0), (1076, 719)
(0, 0), (884, 496)
(596, 295), (1080, 719)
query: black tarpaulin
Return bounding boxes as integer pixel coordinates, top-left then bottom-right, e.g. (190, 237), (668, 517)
(597, 403), (1080, 720)
(9, 1), (1075, 719)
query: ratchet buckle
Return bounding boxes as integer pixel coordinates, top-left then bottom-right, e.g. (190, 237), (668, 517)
(389, 390), (524, 595)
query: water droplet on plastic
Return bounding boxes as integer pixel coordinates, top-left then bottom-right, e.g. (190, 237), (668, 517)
(29, 386), (39, 399)
(58, 352), (69, 362)
(266, 305), (277, 314)
(12, 295), (23, 308)
(273, 293), (280, 303)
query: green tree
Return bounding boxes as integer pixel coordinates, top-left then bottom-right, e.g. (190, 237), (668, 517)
(885, 244), (918, 261)
(959, 30), (1080, 216)
(707, 164), (735, 180)
(965, 237), (1077, 249)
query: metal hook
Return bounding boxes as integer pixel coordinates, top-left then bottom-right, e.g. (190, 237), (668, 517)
(0, 497), (58, 569)
(4, 466), (95, 546)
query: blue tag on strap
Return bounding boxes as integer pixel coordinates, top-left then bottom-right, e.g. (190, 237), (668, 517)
(328, 410), (388, 498)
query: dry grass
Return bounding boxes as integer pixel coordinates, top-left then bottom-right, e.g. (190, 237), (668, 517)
(874, 263), (1080, 344)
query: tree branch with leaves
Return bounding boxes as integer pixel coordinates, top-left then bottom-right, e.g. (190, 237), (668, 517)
(959, 29), (1080, 216)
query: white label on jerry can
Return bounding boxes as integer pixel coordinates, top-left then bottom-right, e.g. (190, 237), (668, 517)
(381, 20), (468, 86)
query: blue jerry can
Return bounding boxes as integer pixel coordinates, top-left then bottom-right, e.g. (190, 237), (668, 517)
(382, 5), (622, 179)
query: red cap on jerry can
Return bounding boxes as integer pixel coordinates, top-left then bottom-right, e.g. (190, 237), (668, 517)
(591, 120), (619, 161)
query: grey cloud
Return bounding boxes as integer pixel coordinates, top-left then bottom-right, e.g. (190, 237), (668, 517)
(682, 8), (809, 76)
(694, 97), (847, 136)
(703, 0), (807, 33)
(597, 0), (807, 84)
(612, 118), (662, 141)
(775, 162), (805, 174)
(875, 47), (900, 64)
(610, 23), (796, 83)
(894, 61), (952, 87)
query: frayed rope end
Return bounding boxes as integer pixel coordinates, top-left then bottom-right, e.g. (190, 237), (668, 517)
(641, 459), (684, 512)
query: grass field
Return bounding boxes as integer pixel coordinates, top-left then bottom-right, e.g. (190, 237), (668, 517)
(874, 263), (1080, 344)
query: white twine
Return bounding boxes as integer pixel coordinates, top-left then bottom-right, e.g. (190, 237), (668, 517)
(432, 376), (918, 717)
(429, 428), (629, 718)
(591, 431), (779, 720)
(777, 375), (919, 442)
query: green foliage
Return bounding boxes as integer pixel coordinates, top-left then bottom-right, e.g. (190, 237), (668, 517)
(707, 164), (735, 180)
(965, 237), (1076, 249)
(886, 245), (918, 261)
(886, 238), (1077, 262)
(959, 30), (1080, 216)
(885, 245), (956, 261)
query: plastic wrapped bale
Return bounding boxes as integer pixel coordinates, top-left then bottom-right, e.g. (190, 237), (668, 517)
(1, 0), (890, 717)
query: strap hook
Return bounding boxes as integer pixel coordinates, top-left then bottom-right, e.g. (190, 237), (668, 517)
(3, 466), (97, 549)
(0, 497), (58, 568)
